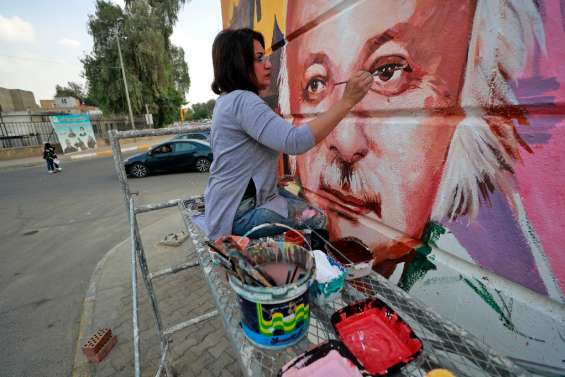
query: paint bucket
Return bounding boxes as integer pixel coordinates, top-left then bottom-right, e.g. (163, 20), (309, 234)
(325, 237), (374, 280)
(228, 239), (315, 350)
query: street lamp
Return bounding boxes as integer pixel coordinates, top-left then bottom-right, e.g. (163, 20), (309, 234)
(115, 18), (136, 130)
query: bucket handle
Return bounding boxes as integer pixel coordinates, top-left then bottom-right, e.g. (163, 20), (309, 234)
(241, 222), (312, 250)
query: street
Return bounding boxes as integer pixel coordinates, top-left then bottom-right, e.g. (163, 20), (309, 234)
(0, 156), (208, 376)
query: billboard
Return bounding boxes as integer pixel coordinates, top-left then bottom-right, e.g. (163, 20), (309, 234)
(50, 114), (97, 154)
(220, 0), (565, 370)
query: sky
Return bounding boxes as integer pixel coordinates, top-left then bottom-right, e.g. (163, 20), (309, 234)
(0, 0), (222, 107)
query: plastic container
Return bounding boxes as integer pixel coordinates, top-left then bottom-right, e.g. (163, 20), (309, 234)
(228, 240), (315, 350)
(278, 340), (369, 377)
(325, 238), (374, 280)
(331, 298), (423, 376)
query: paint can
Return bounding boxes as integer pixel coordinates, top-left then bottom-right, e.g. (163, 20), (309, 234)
(228, 240), (315, 349)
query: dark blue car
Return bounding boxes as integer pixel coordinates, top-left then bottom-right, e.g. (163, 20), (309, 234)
(173, 130), (210, 142)
(124, 139), (213, 178)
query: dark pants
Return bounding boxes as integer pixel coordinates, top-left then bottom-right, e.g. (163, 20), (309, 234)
(46, 159), (55, 172)
(232, 189), (326, 238)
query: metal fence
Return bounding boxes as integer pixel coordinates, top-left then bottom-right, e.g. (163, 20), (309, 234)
(0, 114), (152, 149)
(0, 120), (55, 149)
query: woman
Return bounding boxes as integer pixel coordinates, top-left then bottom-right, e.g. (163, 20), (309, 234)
(204, 28), (372, 240)
(42, 143), (61, 174)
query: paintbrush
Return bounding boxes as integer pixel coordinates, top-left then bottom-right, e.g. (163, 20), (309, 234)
(228, 249), (275, 288)
(289, 263), (300, 284)
(334, 65), (410, 85)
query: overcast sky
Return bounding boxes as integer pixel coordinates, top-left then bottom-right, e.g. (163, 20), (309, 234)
(0, 0), (222, 106)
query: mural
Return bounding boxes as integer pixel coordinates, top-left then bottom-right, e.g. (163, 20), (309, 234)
(220, 0), (565, 370)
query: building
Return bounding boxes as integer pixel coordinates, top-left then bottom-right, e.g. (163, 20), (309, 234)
(54, 96), (81, 109)
(0, 87), (39, 112)
(40, 100), (56, 110)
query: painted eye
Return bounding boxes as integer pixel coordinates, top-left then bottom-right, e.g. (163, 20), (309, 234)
(370, 56), (413, 96)
(374, 63), (404, 82)
(306, 77), (327, 94)
(302, 63), (329, 103)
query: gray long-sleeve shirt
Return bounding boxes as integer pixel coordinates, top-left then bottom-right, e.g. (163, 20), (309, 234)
(204, 90), (315, 240)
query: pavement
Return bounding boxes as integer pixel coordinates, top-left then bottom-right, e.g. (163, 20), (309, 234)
(1, 138), (241, 376)
(0, 135), (172, 171)
(70, 206), (241, 377)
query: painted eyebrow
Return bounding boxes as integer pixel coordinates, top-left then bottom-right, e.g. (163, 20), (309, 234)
(365, 30), (398, 54)
(303, 52), (329, 68)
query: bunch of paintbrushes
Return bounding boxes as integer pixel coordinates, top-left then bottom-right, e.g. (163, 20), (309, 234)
(206, 240), (275, 287)
(206, 239), (303, 287)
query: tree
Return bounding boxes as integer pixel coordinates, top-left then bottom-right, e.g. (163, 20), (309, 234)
(82, 0), (190, 126)
(185, 99), (215, 121)
(55, 81), (85, 99)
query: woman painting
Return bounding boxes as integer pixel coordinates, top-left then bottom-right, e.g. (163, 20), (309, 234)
(204, 28), (372, 240)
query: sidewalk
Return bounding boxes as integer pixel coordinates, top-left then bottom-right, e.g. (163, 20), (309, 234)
(0, 136), (172, 171)
(71, 208), (241, 377)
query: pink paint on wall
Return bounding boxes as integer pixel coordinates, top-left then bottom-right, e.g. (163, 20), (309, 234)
(515, 0), (565, 292)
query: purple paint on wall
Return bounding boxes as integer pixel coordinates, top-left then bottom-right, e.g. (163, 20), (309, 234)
(446, 190), (547, 296)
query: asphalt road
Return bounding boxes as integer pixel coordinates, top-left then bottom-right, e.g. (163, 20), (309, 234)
(0, 156), (208, 376)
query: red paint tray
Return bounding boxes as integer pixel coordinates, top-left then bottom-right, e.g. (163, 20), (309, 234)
(331, 298), (423, 376)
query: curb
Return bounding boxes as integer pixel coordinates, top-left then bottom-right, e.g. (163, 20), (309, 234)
(71, 237), (129, 377)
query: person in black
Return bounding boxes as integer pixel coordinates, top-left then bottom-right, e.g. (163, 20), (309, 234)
(43, 143), (61, 173)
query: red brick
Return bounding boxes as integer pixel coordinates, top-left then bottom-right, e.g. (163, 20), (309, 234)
(82, 328), (117, 363)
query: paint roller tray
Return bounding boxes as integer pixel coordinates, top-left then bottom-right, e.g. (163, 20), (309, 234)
(331, 298), (423, 376)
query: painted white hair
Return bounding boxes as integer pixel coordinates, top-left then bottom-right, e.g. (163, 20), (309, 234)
(432, 0), (545, 221)
(277, 0), (545, 222)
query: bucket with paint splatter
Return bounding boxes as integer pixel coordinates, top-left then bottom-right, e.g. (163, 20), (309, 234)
(228, 238), (315, 350)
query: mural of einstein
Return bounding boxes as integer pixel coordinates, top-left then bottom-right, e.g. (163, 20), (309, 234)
(276, 0), (563, 301)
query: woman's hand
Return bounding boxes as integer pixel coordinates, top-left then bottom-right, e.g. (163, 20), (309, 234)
(342, 71), (373, 108)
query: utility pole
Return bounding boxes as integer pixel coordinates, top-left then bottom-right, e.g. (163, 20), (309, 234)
(116, 29), (136, 130)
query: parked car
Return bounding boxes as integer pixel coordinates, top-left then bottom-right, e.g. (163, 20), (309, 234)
(173, 130), (210, 142)
(124, 140), (213, 178)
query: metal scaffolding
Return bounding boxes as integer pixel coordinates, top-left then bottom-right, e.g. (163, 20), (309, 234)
(109, 125), (216, 377)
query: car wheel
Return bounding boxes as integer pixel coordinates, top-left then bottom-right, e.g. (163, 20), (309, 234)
(195, 158), (211, 173)
(130, 162), (148, 178)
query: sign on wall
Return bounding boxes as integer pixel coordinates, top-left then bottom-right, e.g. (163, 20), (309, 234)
(50, 114), (97, 154)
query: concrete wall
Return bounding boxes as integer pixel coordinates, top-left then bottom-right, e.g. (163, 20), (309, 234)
(0, 87), (15, 111)
(221, 0), (565, 372)
(0, 87), (38, 111)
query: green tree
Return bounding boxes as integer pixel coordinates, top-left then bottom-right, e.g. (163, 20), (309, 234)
(55, 81), (84, 99)
(82, 0), (189, 126)
(185, 99), (215, 121)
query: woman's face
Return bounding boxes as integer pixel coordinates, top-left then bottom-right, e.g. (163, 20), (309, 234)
(285, 0), (474, 262)
(253, 39), (272, 91)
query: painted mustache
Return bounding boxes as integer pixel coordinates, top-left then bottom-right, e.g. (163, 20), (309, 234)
(318, 160), (382, 219)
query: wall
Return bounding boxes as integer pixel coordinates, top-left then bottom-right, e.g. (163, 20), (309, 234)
(0, 87), (39, 111)
(220, 0), (565, 373)
(10, 89), (39, 110)
(0, 87), (15, 111)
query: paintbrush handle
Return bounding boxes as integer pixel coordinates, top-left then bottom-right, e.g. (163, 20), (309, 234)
(229, 249), (274, 288)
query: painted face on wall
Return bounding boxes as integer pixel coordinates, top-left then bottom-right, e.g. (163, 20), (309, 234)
(285, 0), (475, 263)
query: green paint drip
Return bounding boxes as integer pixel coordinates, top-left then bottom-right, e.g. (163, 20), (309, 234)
(398, 221), (444, 291)
(463, 278), (515, 331)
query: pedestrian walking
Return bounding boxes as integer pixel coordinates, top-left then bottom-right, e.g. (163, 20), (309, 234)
(43, 143), (62, 173)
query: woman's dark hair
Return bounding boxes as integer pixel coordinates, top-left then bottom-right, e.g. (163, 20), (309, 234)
(211, 28), (265, 95)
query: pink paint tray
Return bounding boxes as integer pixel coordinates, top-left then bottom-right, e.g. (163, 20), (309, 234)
(278, 340), (370, 377)
(331, 298), (423, 376)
